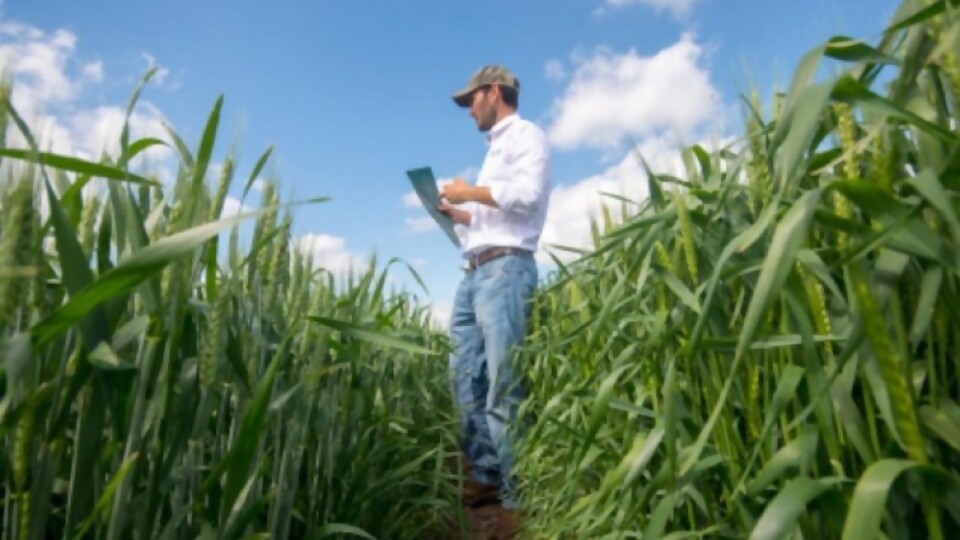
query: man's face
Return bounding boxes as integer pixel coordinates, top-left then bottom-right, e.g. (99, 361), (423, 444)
(469, 86), (498, 132)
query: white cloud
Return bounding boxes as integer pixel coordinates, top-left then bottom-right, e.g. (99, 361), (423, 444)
(221, 196), (252, 218)
(293, 233), (367, 277)
(537, 135), (680, 263)
(426, 299), (452, 330)
(546, 34), (724, 152)
(141, 52), (172, 87)
(544, 59), (566, 82)
(0, 23), (80, 108)
(597, 0), (700, 19)
(536, 33), (735, 265)
(251, 178), (268, 193)
(67, 103), (172, 163)
(537, 133), (735, 265)
(405, 216), (437, 233)
(402, 188), (428, 209)
(0, 20), (175, 169)
(82, 60), (103, 82)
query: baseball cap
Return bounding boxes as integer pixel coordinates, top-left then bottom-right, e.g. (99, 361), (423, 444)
(451, 65), (520, 107)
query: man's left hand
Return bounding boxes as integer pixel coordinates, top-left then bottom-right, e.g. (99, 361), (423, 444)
(441, 178), (473, 204)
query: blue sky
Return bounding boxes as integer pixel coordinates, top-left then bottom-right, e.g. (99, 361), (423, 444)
(1, 0), (901, 325)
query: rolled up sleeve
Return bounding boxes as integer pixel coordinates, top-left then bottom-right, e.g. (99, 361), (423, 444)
(488, 126), (550, 217)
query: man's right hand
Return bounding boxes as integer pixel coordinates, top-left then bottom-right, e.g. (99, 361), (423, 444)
(437, 203), (471, 226)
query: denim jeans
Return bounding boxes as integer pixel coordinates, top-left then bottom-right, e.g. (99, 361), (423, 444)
(449, 252), (537, 509)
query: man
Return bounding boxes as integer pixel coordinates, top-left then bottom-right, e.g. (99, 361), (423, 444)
(437, 65), (551, 511)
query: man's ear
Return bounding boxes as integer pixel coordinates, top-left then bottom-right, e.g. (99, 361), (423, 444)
(489, 84), (502, 103)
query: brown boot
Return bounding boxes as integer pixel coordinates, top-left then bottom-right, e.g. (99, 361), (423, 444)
(492, 508), (522, 539)
(461, 478), (500, 507)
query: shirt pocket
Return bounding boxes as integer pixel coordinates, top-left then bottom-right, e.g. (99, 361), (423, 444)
(482, 143), (512, 177)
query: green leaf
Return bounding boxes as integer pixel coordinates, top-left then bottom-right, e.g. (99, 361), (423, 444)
(222, 475), (268, 539)
(841, 459), (954, 540)
(307, 316), (438, 356)
(0, 148), (160, 186)
(268, 384), (302, 414)
(2, 333), (32, 395)
(643, 492), (682, 540)
(906, 169), (960, 241)
(735, 365), (807, 490)
(773, 43), (826, 151)
(775, 83), (834, 190)
(119, 137), (168, 169)
(751, 477), (845, 540)
(685, 192), (782, 356)
(617, 425), (666, 487)
(586, 229), (658, 352)
(636, 151), (665, 210)
(162, 120), (194, 166)
(71, 453), (140, 540)
(111, 315), (150, 352)
(578, 362), (633, 468)
(65, 382), (107, 535)
(42, 176), (111, 353)
(684, 190), (819, 476)
(88, 341), (135, 371)
(310, 523), (377, 540)
(737, 189), (821, 362)
(382, 256), (430, 296)
(662, 527), (724, 540)
(920, 405), (960, 452)
(825, 35), (900, 64)
(831, 378), (879, 463)
(747, 426), (819, 495)
(120, 67), (159, 154)
(190, 95), (223, 206)
(32, 208), (256, 348)
(660, 269), (700, 314)
(221, 331), (295, 516)
(32, 197), (328, 348)
(833, 76), (953, 142)
(887, 0), (960, 32)
(242, 145), (274, 201)
(830, 178), (905, 220)
(117, 182), (162, 313)
(909, 266), (943, 347)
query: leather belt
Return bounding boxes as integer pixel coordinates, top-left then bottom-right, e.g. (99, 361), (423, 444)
(465, 246), (530, 271)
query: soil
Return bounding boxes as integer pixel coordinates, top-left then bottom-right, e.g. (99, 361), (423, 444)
(454, 504), (519, 540)
(429, 456), (521, 539)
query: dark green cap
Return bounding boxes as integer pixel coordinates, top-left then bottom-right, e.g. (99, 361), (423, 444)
(452, 65), (520, 107)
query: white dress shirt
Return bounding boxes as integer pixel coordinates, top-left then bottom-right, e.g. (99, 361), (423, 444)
(455, 113), (551, 257)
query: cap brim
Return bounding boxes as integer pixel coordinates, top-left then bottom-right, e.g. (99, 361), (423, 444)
(452, 86), (476, 108)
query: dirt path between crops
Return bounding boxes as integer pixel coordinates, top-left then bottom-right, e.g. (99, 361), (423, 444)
(436, 458), (520, 539)
(456, 504), (518, 540)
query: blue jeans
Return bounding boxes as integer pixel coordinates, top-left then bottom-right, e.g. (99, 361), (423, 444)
(449, 252), (537, 509)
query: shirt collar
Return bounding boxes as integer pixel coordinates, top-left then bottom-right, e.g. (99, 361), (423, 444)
(486, 113), (519, 143)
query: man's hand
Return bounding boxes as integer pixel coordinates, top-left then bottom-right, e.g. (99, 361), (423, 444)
(440, 178), (473, 204)
(437, 203), (471, 225)
(441, 178), (498, 208)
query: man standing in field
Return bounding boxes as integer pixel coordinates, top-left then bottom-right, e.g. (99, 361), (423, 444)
(437, 65), (551, 512)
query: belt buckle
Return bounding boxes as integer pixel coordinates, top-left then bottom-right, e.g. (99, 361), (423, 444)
(465, 246), (513, 272)
(478, 248), (497, 268)
(465, 253), (480, 271)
